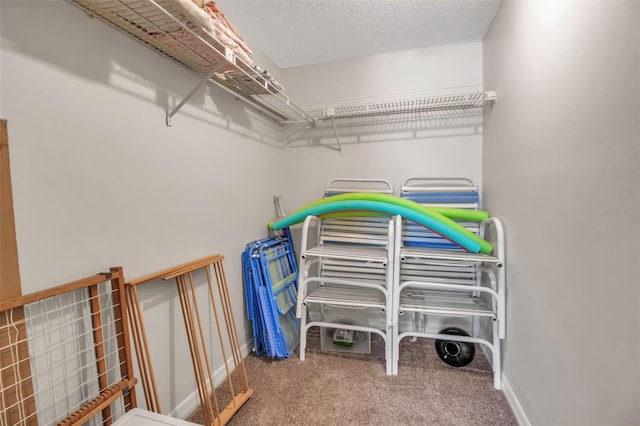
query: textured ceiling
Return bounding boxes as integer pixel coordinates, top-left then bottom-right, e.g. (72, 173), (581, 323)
(215, 0), (502, 68)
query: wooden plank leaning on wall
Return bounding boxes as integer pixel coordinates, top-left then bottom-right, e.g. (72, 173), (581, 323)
(1, 120), (21, 301)
(0, 119), (37, 424)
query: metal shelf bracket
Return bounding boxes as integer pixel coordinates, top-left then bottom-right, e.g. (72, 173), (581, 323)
(329, 116), (343, 152)
(166, 63), (225, 127)
(323, 108), (342, 152)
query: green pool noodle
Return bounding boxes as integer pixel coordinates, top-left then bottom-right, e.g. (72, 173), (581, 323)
(270, 193), (493, 254)
(294, 192), (489, 222)
(270, 199), (491, 254)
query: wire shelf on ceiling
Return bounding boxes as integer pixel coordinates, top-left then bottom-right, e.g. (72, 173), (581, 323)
(67, 1), (496, 133)
(68, 0), (312, 126)
(306, 90), (496, 122)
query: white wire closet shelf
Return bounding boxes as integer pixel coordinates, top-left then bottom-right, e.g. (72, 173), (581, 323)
(67, 1), (497, 133)
(302, 90), (496, 151)
(68, 0), (311, 126)
(306, 90), (496, 122)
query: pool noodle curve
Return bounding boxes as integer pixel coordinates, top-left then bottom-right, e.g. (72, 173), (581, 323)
(270, 199), (488, 254)
(293, 192), (490, 222)
(271, 193), (493, 254)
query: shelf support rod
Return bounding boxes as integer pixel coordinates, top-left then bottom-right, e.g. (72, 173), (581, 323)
(166, 63), (225, 126)
(329, 116), (343, 152)
(281, 123), (314, 148)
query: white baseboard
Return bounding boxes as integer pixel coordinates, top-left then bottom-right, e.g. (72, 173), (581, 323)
(170, 340), (253, 420)
(502, 373), (530, 426)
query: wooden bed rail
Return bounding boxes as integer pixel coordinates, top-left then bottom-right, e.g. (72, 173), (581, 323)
(126, 255), (223, 286)
(124, 253), (226, 413)
(125, 255), (252, 426)
(0, 268), (138, 425)
(57, 378), (137, 426)
(0, 273), (110, 313)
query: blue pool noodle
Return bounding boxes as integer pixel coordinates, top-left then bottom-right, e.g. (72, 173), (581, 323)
(269, 199), (483, 253)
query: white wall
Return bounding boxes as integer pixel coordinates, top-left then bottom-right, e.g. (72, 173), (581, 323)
(278, 42), (485, 209)
(483, 1), (640, 424)
(1, 0), (285, 415)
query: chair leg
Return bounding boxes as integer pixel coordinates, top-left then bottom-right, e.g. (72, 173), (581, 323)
(492, 319), (501, 390)
(391, 328), (401, 376)
(390, 307), (399, 375)
(299, 304), (308, 361)
(385, 310), (393, 375)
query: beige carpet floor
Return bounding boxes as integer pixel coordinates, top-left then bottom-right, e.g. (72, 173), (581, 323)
(188, 331), (517, 425)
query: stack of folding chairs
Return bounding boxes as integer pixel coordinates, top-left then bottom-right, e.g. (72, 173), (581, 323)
(242, 235), (300, 359)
